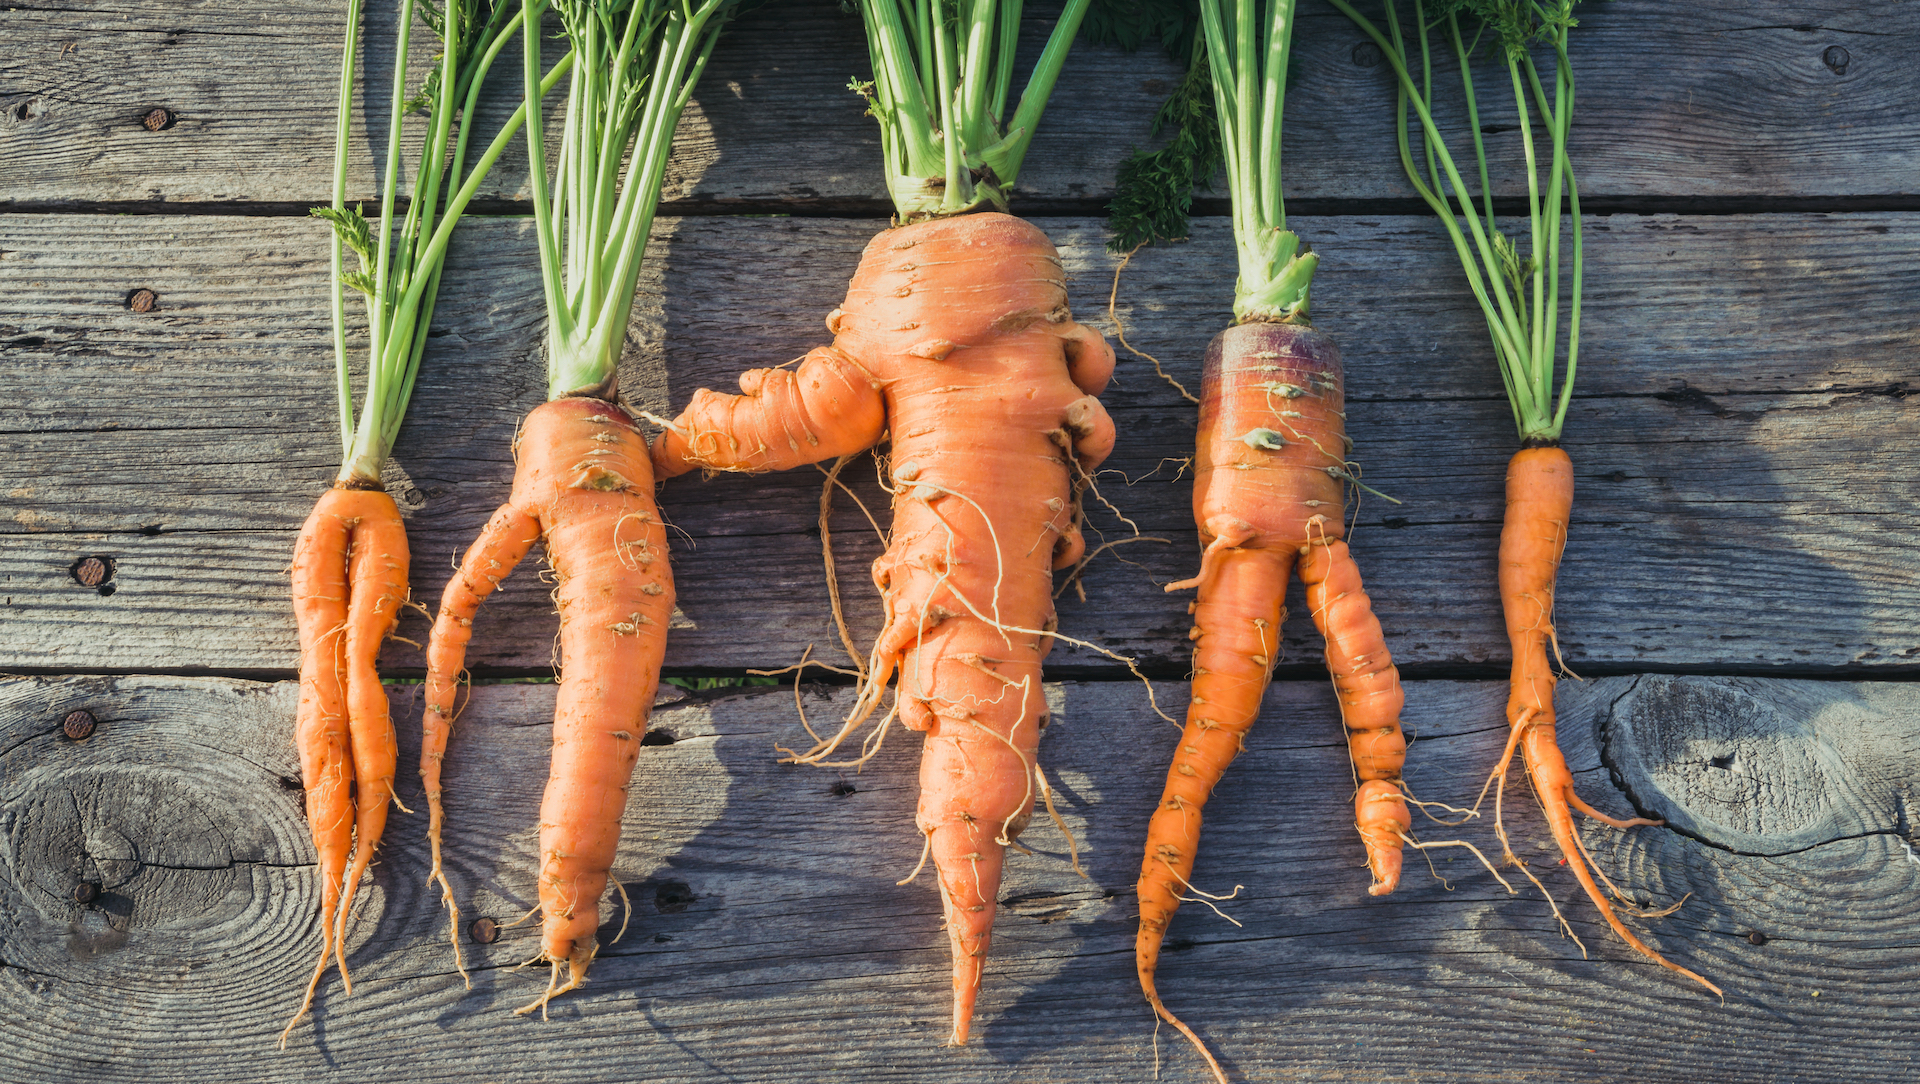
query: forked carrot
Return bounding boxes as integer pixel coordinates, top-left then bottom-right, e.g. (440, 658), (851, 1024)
(1142, 325), (1409, 1083)
(418, 0), (730, 1016)
(423, 399), (673, 1008)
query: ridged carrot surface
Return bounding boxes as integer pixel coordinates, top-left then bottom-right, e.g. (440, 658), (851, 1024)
(653, 211), (1115, 1044)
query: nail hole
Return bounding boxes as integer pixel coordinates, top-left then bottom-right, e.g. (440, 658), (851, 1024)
(653, 880), (696, 914)
(14, 101), (30, 121)
(829, 780), (857, 797)
(1708, 753), (1736, 770)
(640, 729), (677, 746)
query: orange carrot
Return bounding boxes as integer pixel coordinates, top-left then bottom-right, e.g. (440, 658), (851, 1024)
(1139, 323), (1409, 1079)
(653, 211), (1116, 1044)
(284, 483), (409, 1041)
(422, 397), (674, 1012)
(1491, 446), (1721, 996)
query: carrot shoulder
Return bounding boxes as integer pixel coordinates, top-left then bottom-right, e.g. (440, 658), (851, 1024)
(654, 211), (1115, 1045)
(421, 397), (675, 1010)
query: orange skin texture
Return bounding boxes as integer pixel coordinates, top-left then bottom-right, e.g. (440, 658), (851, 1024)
(1496, 446), (1720, 997)
(421, 396), (675, 1009)
(1141, 323), (1409, 1078)
(285, 484), (409, 1040)
(653, 212), (1115, 1044)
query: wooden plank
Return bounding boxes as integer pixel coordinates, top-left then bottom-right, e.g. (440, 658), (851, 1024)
(0, 673), (1915, 1082)
(4, 1), (1917, 209)
(3, 212), (1916, 674)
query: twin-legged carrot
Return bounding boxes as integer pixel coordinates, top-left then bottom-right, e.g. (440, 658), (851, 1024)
(422, 398), (675, 1013)
(1142, 322), (1408, 1082)
(283, 483), (409, 1043)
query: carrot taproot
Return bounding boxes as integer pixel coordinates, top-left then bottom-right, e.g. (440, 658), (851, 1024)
(422, 397), (673, 1010)
(1493, 446), (1721, 995)
(1139, 324), (1409, 1082)
(653, 210), (1117, 1044)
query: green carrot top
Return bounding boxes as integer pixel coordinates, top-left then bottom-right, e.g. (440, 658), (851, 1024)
(1330, 0), (1586, 442)
(850, 0), (1095, 222)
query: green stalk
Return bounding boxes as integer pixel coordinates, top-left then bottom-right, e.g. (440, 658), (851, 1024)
(854, 0), (1094, 221)
(1331, 0), (1584, 441)
(527, 0), (740, 401)
(320, 0), (554, 484)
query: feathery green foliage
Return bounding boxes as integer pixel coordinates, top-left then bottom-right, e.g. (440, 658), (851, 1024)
(315, 0), (561, 483)
(1105, 41), (1220, 250)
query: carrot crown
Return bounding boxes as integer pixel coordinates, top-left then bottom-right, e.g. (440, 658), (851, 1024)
(314, 0), (565, 484)
(1329, 0), (1585, 441)
(523, 0), (742, 400)
(850, 0), (1094, 221)
(1200, 0), (1317, 324)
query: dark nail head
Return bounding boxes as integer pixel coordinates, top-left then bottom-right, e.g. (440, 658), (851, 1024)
(73, 557), (109, 587)
(62, 710), (96, 740)
(1352, 42), (1383, 68)
(128, 288), (158, 313)
(142, 108), (173, 131)
(469, 917), (500, 944)
(1749, 930), (1769, 946)
(1822, 46), (1850, 74)
(73, 881), (100, 904)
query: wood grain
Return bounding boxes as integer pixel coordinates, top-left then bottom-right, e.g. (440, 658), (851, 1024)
(0, 673), (1913, 1082)
(3, 212), (1916, 675)
(3, 1), (1917, 210)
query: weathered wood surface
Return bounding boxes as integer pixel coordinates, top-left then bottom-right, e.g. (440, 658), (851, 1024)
(4, 0), (1918, 211)
(3, 212), (1916, 676)
(1, 673), (1914, 1082)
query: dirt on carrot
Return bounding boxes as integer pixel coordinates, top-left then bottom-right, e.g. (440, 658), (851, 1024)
(653, 211), (1115, 1045)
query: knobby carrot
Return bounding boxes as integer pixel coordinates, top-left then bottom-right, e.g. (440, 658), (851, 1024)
(281, 0), (545, 1044)
(1333, 0), (1720, 995)
(653, 211), (1116, 1043)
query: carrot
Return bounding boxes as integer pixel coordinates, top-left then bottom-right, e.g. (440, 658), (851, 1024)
(647, 0), (1108, 1044)
(416, 0), (733, 1015)
(1139, 324), (1409, 1083)
(287, 483), (408, 1029)
(280, 0), (550, 1044)
(1333, 0), (1720, 995)
(423, 398), (673, 1008)
(653, 210), (1115, 1044)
